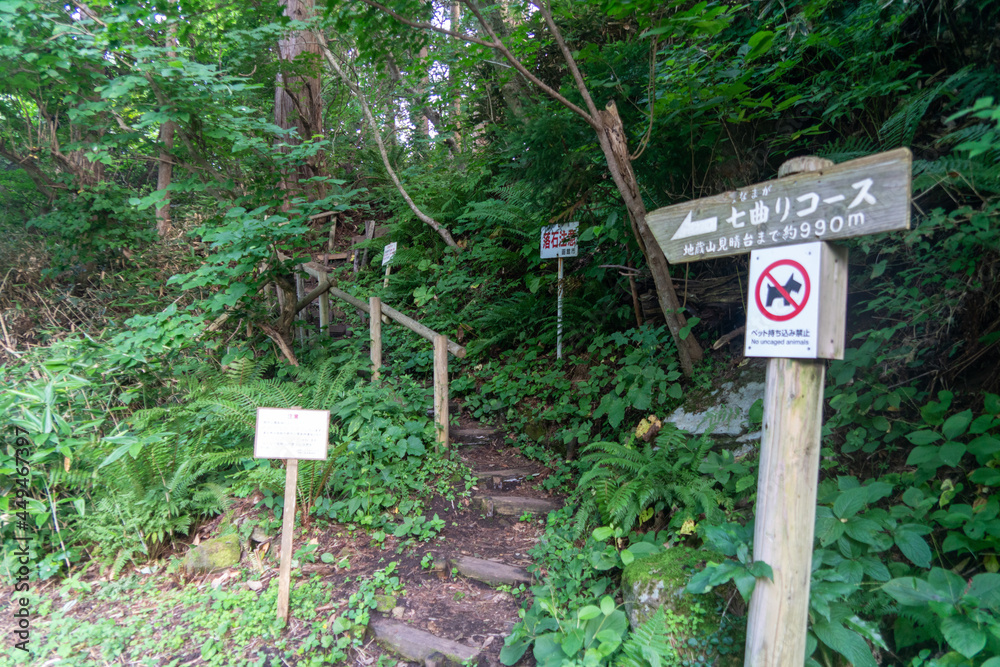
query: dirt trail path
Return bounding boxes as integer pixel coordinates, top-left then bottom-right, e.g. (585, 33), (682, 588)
(1, 414), (564, 667)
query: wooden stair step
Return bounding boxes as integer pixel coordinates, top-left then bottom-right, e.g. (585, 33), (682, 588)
(472, 468), (536, 480)
(369, 617), (481, 667)
(472, 469), (537, 490)
(425, 401), (460, 417)
(451, 427), (500, 444)
(474, 495), (562, 517)
(450, 556), (531, 586)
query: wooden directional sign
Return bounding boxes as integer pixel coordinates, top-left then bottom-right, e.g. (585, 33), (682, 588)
(647, 148), (912, 264)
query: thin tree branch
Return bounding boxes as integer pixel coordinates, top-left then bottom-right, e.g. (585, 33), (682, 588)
(319, 37), (460, 250)
(385, 55), (460, 154)
(528, 0), (600, 121)
(355, 0), (595, 127)
(459, 0), (596, 127)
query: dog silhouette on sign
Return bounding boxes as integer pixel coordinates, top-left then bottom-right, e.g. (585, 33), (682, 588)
(765, 275), (803, 307)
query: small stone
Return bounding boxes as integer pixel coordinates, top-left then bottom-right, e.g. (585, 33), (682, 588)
(250, 526), (272, 543)
(184, 533), (241, 574)
(391, 606), (406, 619)
(374, 594), (398, 612)
(247, 580), (263, 591)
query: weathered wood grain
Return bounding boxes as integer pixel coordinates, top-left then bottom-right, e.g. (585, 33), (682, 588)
(648, 148), (912, 263)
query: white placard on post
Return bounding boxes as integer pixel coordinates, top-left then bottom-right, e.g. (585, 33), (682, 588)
(540, 221), (578, 359)
(744, 242), (847, 360)
(540, 221), (579, 258)
(253, 406), (330, 623)
(381, 242), (398, 267)
(254, 407), (330, 461)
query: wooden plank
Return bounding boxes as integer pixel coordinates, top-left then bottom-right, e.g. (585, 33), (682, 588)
(450, 556), (531, 586)
(369, 618), (480, 666)
(276, 458), (298, 623)
(474, 495), (562, 517)
(434, 334), (448, 452)
(648, 147), (912, 263)
(294, 259), (467, 358)
(319, 290), (329, 335)
(817, 243), (848, 360)
(382, 303), (466, 358)
(370, 297), (382, 380)
(320, 252), (349, 262)
(295, 274), (305, 343)
(745, 359), (824, 667)
(450, 427), (499, 444)
(471, 468), (536, 480)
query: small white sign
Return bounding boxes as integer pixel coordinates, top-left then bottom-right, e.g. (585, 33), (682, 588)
(745, 243), (822, 359)
(540, 222), (579, 259)
(382, 242), (398, 267)
(254, 408), (330, 460)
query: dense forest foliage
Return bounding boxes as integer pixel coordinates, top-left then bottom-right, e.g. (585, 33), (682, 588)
(2, 0), (1000, 665)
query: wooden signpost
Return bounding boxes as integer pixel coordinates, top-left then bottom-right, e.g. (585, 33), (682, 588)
(647, 148), (911, 264)
(254, 407), (330, 623)
(382, 241), (397, 288)
(646, 149), (911, 666)
(540, 221), (579, 359)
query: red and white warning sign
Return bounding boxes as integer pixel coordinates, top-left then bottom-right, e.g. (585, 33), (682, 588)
(755, 259), (811, 322)
(745, 244), (822, 359)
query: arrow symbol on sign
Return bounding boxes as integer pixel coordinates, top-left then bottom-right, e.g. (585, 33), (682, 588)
(670, 210), (718, 241)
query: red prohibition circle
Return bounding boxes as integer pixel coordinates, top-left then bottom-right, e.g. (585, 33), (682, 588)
(754, 259), (810, 322)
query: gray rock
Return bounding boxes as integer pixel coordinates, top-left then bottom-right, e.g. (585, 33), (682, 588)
(621, 547), (744, 664)
(666, 361), (765, 439)
(620, 546), (721, 629)
(184, 533), (241, 573)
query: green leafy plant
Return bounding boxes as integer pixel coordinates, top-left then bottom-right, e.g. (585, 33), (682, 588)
(574, 426), (727, 537)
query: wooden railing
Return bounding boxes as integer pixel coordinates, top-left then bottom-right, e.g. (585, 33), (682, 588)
(298, 262), (465, 451)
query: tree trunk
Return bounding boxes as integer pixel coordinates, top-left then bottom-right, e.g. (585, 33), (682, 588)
(273, 0), (325, 343)
(414, 45), (430, 143)
(450, 0), (462, 152)
(156, 25), (178, 238)
(470, 0), (528, 121)
(596, 102), (703, 375)
(275, 0), (325, 202)
(155, 121), (175, 237)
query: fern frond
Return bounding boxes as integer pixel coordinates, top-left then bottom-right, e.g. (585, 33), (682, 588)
(615, 605), (676, 667)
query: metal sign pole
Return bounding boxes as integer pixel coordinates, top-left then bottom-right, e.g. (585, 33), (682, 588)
(557, 256), (564, 360)
(540, 221), (578, 361)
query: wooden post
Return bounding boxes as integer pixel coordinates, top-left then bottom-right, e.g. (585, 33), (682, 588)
(744, 156), (835, 667)
(319, 292), (329, 337)
(295, 273), (305, 343)
(384, 264), (391, 288)
(370, 297), (382, 380)
(433, 334), (448, 452)
(276, 457), (299, 623)
(744, 359), (824, 665)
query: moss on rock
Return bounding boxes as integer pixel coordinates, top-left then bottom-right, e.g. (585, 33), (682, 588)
(621, 546), (744, 666)
(184, 533), (241, 573)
